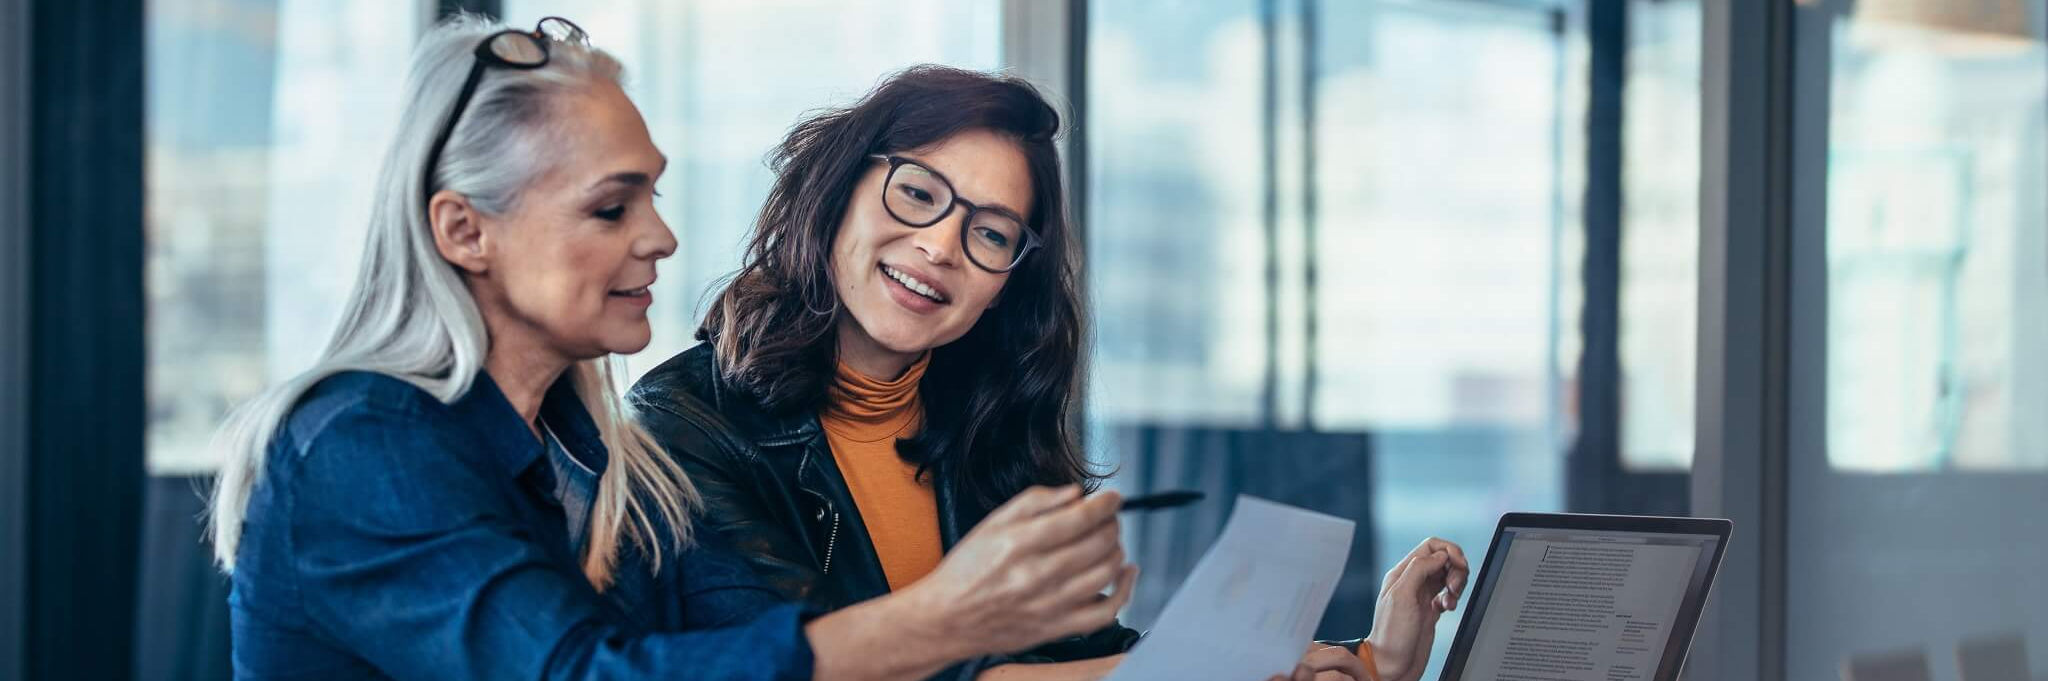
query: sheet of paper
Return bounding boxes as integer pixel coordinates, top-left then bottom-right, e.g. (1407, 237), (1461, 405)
(1106, 496), (1355, 681)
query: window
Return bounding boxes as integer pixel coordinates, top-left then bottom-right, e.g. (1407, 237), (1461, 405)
(1619, 0), (1700, 471)
(1823, 4), (2048, 472)
(147, 0), (1006, 473)
(146, 0), (419, 473)
(1088, 1), (1701, 677)
(1086, 0), (1267, 427)
(1786, 3), (2047, 678)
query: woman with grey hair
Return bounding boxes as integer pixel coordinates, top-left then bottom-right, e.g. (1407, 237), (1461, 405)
(209, 15), (1131, 680)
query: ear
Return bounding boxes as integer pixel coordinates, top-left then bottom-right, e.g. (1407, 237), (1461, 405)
(428, 190), (489, 274)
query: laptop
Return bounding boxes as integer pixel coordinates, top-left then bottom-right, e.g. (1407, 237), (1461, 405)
(1437, 513), (1733, 681)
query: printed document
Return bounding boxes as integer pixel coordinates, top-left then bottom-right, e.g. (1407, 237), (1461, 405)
(1105, 496), (1355, 681)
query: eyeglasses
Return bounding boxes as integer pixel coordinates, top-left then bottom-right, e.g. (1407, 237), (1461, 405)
(870, 154), (1041, 274)
(421, 17), (588, 209)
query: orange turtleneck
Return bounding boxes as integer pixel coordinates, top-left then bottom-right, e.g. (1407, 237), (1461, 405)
(821, 355), (1389, 676)
(820, 354), (942, 591)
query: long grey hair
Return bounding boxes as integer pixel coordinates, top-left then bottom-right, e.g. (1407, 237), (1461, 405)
(208, 15), (698, 590)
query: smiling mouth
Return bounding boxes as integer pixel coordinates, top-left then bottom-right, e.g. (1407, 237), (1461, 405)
(609, 286), (649, 297)
(880, 264), (948, 303)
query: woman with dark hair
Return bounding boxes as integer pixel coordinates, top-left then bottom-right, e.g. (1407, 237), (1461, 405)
(628, 65), (1466, 681)
(217, 18), (1133, 679)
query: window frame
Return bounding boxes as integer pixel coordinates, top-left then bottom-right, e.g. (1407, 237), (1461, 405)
(1566, 0), (1692, 516)
(1691, 0), (1798, 678)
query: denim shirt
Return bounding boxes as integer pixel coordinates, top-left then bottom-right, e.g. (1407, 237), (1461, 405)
(229, 370), (817, 680)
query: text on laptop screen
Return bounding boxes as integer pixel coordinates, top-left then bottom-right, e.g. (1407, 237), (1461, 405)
(1454, 528), (1721, 681)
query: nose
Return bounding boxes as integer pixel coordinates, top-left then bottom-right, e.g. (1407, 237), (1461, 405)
(636, 205), (678, 261)
(911, 210), (964, 268)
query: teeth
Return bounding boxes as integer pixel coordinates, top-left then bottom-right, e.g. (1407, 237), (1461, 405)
(883, 266), (945, 302)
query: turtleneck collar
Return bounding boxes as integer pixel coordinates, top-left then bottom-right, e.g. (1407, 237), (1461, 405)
(821, 353), (930, 442)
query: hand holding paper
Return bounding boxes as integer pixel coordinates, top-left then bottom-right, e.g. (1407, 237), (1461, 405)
(1105, 496), (1355, 681)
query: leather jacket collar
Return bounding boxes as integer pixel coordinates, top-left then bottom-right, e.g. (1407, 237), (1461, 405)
(629, 343), (974, 610)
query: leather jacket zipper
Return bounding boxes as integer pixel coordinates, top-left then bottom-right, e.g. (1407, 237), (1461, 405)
(821, 509), (840, 575)
(798, 447), (840, 576)
(811, 498), (841, 575)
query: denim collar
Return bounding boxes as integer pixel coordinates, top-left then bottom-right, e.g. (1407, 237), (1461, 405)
(457, 370), (610, 558)
(454, 370), (610, 481)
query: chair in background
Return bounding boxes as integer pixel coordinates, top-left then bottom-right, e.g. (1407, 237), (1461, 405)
(1843, 647), (1935, 681)
(1956, 633), (2032, 681)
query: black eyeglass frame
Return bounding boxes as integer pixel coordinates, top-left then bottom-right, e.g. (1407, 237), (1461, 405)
(420, 17), (588, 209)
(869, 154), (1043, 274)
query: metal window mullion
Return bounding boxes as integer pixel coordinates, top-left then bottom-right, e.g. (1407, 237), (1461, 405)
(1258, 0), (1282, 429)
(1300, 0), (1320, 427)
(1569, 0), (1626, 514)
(1065, 0), (1088, 245)
(1693, 0), (1796, 678)
(1001, 0), (1082, 204)
(999, 0), (1089, 443)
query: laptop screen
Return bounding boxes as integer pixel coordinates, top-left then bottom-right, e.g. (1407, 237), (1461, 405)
(1441, 525), (1724, 681)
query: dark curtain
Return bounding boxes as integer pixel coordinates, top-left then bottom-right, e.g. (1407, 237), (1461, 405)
(25, 0), (148, 677)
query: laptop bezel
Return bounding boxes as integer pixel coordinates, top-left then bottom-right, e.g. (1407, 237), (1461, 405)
(1436, 512), (1735, 681)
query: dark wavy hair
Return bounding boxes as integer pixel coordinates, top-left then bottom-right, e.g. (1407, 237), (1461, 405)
(698, 65), (1097, 512)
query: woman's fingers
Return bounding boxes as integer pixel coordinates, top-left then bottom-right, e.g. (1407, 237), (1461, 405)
(1054, 564), (1137, 637)
(1049, 549), (1126, 607)
(1414, 537), (1470, 572)
(1015, 490), (1120, 549)
(1380, 553), (1417, 593)
(1115, 563), (1138, 598)
(1409, 548), (1474, 613)
(984, 484), (1083, 526)
(1297, 645), (1369, 680)
(1414, 537), (1471, 601)
(1262, 646), (1369, 681)
(1398, 550), (1458, 613)
(1385, 537), (1471, 602)
(1036, 516), (1123, 582)
(1074, 535), (1126, 580)
(916, 489), (1140, 658)
(1401, 550), (1452, 588)
(1400, 538), (1472, 612)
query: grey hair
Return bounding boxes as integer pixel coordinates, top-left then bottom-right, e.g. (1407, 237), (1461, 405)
(209, 14), (699, 590)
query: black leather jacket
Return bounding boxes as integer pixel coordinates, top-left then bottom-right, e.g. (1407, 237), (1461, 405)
(626, 343), (1143, 678)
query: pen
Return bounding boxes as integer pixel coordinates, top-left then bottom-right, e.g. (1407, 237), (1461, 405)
(1120, 490), (1205, 512)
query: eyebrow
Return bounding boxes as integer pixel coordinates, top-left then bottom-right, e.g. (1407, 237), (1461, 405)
(972, 198), (1027, 223)
(586, 155), (669, 193)
(899, 154), (1029, 220)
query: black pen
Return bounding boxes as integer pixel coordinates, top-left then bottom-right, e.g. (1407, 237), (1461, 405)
(1119, 490), (1204, 512)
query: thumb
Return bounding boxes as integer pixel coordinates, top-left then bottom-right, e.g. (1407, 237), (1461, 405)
(1397, 550), (1453, 597)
